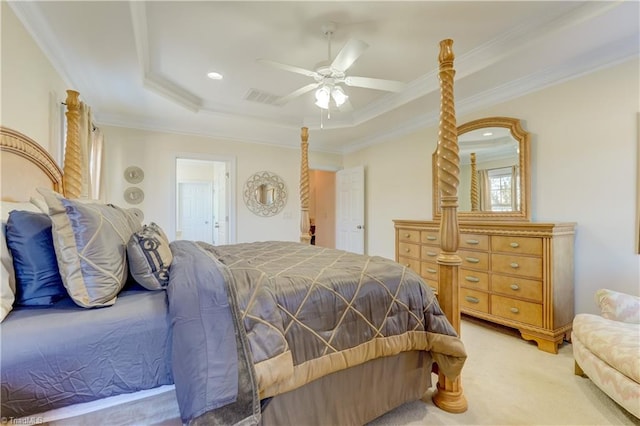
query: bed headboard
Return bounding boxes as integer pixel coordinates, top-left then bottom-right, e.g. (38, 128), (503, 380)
(0, 126), (63, 202)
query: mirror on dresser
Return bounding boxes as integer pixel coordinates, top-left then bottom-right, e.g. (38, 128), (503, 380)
(432, 116), (531, 221)
(396, 115), (575, 354)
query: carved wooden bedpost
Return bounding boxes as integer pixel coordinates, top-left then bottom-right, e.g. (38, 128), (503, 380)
(63, 90), (82, 199)
(431, 39), (468, 413)
(470, 153), (479, 211)
(300, 127), (311, 244)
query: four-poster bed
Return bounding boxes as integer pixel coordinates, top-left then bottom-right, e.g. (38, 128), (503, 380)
(1, 39), (467, 424)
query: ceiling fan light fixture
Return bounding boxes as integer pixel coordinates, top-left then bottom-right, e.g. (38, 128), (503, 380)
(315, 85), (331, 109)
(331, 86), (348, 107)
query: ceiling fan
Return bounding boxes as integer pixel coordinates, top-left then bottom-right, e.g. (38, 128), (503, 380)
(258, 23), (407, 111)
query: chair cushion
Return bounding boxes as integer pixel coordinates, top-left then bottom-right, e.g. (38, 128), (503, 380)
(573, 313), (640, 383)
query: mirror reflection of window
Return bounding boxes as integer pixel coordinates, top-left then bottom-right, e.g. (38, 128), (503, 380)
(483, 166), (518, 211)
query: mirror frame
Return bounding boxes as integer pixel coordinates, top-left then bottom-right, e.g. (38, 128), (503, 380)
(433, 116), (531, 222)
(243, 171), (288, 217)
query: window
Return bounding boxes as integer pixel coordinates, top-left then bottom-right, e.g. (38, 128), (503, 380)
(488, 167), (513, 211)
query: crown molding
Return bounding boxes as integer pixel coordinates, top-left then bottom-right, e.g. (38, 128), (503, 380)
(95, 112), (344, 155)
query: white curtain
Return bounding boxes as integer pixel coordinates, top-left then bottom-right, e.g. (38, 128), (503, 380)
(77, 102), (104, 200)
(90, 128), (105, 201)
(478, 169), (491, 211)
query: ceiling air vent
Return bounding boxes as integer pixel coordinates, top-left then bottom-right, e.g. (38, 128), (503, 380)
(244, 89), (281, 106)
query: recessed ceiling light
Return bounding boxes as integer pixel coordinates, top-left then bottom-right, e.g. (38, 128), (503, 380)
(207, 72), (223, 80)
(482, 131), (493, 137)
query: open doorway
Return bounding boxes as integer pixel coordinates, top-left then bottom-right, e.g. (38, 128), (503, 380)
(176, 157), (234, 245)
(309, 169), (336, 248)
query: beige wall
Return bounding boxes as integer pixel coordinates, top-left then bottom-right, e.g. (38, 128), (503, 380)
(345, 58), (640, 315)
(1, 3), (67, 158)
(101, 125), (342, 243)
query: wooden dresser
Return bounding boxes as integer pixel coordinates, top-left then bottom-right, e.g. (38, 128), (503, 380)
(394, 220), (575, 353)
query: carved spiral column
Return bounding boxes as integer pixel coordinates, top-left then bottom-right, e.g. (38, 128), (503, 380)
(470, 153), (479, 211)
(62, 90), (82, 199)
(300, 127), (311, 244)
(431, 39), (468, 413)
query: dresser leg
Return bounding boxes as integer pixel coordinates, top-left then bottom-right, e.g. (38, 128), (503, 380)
(519, 332), (559, 354)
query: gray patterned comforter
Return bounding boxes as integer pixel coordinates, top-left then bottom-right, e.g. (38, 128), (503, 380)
(167, 240), (467, 425)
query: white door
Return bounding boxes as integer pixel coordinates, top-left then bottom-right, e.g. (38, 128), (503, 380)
(336, 166), (365, 254)
(213, 164), (228, 245)
(178, 182), (214, 244)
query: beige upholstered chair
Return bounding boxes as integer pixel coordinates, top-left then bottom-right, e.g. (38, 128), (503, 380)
(572, 289), (640, 418)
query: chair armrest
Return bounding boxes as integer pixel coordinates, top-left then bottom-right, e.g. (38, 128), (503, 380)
(595, 288), (640, 324)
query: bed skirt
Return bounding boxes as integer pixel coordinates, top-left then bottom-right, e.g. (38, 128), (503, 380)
(30, 350), (432, 425)
(261, 350), (433, 425)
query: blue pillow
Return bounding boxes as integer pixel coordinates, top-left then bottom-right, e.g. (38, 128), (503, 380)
(5, 210), (67, 306)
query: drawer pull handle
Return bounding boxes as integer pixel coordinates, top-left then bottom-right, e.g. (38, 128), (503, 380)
(404, 233), (411, 238)
(510, 242), (520, 248)
(465, 296), (480, 304)
(426, 268), (437, 274)
(405, 263), (411, 267)
(426, 251), (437, 257)
(427, 235), (437, 241)
(510, 262), (520, 269)
(405, 248), (411, 252)
(466, 239), (480, 245)
(465, 276), (480, 283)
(466, 257), (480, 264)
(510, 307), (520, 314)
(510, 284), (520, 291)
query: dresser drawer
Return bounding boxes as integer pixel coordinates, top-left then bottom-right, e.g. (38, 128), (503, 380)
(398, 256), (420, 273)
(461, 288), (489, 313)
(459, 250), (489, 271)
(423, 278), (439, 295)
(421, 262), (438, 280)
(398, 228), (420, 243)
(491, 295), (542, 327)
(398, 242), (420, 258)
(491, 236), (542, 256)
(459, 269), (489, 291)
(460, 233), (489, 251)
(421, 246), (440, 260)
(492, 274), (543, 302)
(491, 253), (543, 279)
(421, 230), (440, 245)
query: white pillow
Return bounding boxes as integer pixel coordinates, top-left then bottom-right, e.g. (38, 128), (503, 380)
(0, 234), (15, 322)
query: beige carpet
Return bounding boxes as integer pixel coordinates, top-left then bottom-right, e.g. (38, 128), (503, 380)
(368, 317), (640, 426)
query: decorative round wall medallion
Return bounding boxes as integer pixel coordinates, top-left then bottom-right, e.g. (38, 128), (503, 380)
(243, 171), (287, 217)
(124, 166), (144, 184)
(124, 187), (144, 205)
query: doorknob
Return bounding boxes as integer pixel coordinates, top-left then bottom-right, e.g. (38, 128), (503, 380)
(356, 225), (363, 230)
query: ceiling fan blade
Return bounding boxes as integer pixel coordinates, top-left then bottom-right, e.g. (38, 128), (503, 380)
(257, 58), (318, 78)
(274, 82), (321, 106)
(344, 76), (406, 92)
(330, 39), (369, 72)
